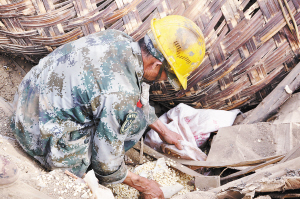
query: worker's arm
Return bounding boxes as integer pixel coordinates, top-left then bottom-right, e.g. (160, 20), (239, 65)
(123, 171), (164, 199)
(149, 119), (183, 150)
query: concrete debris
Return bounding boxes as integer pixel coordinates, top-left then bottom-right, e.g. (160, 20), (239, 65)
(207, 122), (300, 164)
(195, 176), (220, 191)
(273, 92), (300, 124)
(83, 170), (114, 199)
(254, 196), (272, 199)
(160, 183), (184, 198)
(210, 157), (300, 196)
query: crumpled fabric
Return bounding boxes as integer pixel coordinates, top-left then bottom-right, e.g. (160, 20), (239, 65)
(145, 103), (240, 160)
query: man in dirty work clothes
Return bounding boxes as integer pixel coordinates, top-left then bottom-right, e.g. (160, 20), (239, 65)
(10, 30), (183, 198)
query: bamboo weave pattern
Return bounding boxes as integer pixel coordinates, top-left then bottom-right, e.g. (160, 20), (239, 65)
(0, 0), (300, 110)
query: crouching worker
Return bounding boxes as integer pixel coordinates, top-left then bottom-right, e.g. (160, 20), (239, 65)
(10, 15), (205, 198)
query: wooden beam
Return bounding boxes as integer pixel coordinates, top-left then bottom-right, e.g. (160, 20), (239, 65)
(209, 157), (300, 194)
(164, 154), (283, 168)
(242, 62), (300, 124)
(220, 155), (284, 181)
(280, 143), (300, 163)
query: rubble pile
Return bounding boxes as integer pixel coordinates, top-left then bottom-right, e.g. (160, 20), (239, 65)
(34, 170), (93, 199)
(107, 159), (194, 198)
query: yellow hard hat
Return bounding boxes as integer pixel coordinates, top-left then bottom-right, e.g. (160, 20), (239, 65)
(150, 15), (205, 90)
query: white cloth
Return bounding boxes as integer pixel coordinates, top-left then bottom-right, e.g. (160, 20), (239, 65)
(145, 103), (240, 160)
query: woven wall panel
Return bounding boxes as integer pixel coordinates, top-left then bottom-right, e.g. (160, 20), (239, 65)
(149, 0), (300, 110)
(0, 0), (300, 110)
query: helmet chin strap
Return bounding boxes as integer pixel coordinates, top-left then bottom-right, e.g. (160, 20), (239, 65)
(155, 63), (164, 81)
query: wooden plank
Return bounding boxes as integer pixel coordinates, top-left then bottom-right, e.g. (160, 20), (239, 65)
(220, 155), (284, 181)
(242, 61), (300, 124)
(166, 154), (283, 167)
(209, 157), (300, 194)
(280, 142), (300, 163)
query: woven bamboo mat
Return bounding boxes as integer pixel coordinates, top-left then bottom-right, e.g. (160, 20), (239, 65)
(0, 0), (300, 110)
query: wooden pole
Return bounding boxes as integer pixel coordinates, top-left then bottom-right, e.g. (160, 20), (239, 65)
(242, 62), (300, 124)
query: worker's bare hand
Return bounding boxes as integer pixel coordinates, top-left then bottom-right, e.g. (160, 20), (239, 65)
(124, 172), (164, 199)
(158, 129), (183, 150)
(140, 179), (164, 199)
(149, 119), (183, 150)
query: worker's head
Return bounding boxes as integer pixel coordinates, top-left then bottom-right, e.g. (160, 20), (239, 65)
(139, 36), (167, 81)
(148, 15), (206, 90)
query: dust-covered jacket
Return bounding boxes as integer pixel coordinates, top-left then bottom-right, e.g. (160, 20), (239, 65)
(10, 29), (158, 184)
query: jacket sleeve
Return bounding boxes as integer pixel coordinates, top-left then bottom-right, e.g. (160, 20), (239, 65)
(91, 92), (142, 184)
(148, 104), (158, 125)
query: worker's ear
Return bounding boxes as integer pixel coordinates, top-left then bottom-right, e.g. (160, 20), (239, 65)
(151, 61), (162, 69)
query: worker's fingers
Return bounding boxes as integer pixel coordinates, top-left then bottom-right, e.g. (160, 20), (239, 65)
(174, 140), (183, 150)
(173, 131), (183, 150)
(141, 179), (165, 199)
(176, 133), (183, 140)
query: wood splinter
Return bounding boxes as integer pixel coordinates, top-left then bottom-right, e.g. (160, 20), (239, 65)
(139, 137), (144, 164)
(64, 170), (79, 179)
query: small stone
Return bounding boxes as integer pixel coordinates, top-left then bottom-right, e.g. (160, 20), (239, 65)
(81, 192), (89, 198)
(37, 180), (47, 188)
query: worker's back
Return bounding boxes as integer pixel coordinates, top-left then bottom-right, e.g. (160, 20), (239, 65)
(10, 29), (148, 178)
